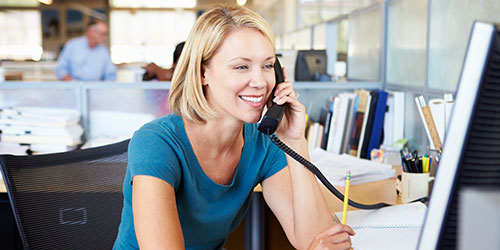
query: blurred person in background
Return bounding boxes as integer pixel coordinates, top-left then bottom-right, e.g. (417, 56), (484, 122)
(55, 19), (116, 81)
(142, 41), (185, 81)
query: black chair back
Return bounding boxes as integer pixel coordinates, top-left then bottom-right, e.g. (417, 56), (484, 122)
(0, 140), (129, 250)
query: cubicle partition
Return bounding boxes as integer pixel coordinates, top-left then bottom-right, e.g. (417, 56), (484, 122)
(0, 82), (171, 147)
(0, 81), (382, 147)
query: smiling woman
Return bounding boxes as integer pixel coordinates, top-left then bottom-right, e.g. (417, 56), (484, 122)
(113, 4), (354, 250)
(168, 4), (276, 123)
(201, 27), (276, 124)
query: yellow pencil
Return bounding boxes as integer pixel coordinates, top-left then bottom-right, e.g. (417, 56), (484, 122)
(342, 170), (351, 225)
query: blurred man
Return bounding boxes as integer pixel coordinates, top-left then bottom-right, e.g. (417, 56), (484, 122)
(55, 19), (116, 81)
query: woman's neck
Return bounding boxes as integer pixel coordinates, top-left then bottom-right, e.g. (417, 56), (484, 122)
(183, 116), (244, 154)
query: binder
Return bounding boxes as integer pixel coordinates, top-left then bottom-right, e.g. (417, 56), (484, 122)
(382, 91), (405, 146)
(359, 90), (379, 159)
(326, 94), (351, 154)
(319, 108), (332, 150)
(341, 94), (358, 154)
(349, 90), (370, 156)
(367, 90), (388, 156)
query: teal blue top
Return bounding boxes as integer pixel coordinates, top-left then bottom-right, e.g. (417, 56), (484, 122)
(113, 114), (287, 250)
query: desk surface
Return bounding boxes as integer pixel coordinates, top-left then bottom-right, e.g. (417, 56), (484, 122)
(321, 177), (401, 213)
(322, 166), (402, 213)
(255, 166), (402, 213)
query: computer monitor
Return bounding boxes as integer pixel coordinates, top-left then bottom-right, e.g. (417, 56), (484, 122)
(294, 50), (328, 81)
(418, 21), (500, 249)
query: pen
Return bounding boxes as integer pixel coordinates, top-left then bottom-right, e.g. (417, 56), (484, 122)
(342, 170), (351, 225)
(415, 157), (420, 173)
(428, 156), (432, 173)
(409, 158), (416, 173)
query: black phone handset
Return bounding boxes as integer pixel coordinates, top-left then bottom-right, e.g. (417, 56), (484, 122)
(259, 57), (390, 210)
(258, 58), (286, 135)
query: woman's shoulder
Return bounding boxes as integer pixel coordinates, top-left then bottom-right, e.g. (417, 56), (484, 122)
(138, 114), (182, 131)
(131, 114), (184, 142)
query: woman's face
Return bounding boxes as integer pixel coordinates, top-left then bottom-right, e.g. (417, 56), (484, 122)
(202, 28), (275, 124)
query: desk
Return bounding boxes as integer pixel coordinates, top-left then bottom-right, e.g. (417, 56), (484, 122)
(239, 167), (402, 250)
(1, 167), (402, 250)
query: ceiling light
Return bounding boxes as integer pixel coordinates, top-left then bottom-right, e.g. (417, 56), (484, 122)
(38, 0), (53, 5)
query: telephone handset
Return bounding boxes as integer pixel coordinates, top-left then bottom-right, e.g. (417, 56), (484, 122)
(258, 57), (390, 210)
(257, 58), (286, 135)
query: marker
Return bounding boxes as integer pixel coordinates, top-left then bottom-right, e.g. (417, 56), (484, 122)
(428, 156), (432, 173)
(342, 170), (351, 225)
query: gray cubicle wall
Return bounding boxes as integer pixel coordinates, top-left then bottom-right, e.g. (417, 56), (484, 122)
(0, 81), (382, 145)
(291, 0), (500, 152)
(0, 82), (171, 144)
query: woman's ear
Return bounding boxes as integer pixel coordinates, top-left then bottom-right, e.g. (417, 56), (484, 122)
(201, 64), (209, 86)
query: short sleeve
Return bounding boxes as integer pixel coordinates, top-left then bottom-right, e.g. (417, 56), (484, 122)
(260, 139), (287, 181)
(127, 123), (182, 190)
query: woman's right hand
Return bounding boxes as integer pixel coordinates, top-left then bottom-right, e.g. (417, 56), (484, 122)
(307, 223), (355, 250)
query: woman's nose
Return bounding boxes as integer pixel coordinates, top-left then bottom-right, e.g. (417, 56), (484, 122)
(249, 68), (269, 88)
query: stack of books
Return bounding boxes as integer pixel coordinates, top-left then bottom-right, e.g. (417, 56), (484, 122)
(306, 89), (405, 159)
(0, 107), (83, 155)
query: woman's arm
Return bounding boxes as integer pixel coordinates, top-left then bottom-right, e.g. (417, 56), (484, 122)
(262, 147), (344, 249)
(262, 80), (353, 249)
(132, 175), (184, 249)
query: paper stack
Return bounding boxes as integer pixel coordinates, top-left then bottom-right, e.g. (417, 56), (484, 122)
(0, 107), (83, 155)
(310, 148), (395, 186)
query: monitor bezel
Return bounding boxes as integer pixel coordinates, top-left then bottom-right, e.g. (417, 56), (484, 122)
(417, 21), (496, 249)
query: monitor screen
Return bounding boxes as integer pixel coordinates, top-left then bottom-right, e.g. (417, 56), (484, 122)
(418, 21), (500, 249)
(294, 50), (327, 81)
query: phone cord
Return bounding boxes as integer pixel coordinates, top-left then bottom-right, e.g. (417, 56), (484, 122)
(269, 134), (391, 209)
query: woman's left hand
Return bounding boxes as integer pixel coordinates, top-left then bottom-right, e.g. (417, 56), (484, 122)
(272, 80), (306, 142)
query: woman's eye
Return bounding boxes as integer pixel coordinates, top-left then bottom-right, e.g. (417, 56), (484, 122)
(235, 65), (248, 70)
(264, 64), (274, 69)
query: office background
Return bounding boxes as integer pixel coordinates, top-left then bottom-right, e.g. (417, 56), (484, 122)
(1, 0), (499, 153)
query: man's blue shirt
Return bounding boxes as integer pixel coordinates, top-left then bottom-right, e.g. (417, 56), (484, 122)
(113, 114), (287, 249)
(55, 36), (117, 81)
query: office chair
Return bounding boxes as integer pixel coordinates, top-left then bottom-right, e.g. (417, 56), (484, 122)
(0, 139), (129, 250)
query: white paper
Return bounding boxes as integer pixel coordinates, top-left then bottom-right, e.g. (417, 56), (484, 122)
(310, 148), (395, 186)
(335, 202), (427, 250)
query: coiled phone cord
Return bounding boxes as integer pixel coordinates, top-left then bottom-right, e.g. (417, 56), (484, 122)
(269, 134), (391, 209)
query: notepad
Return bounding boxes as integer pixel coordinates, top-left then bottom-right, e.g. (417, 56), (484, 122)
(334, 202), (426, 250)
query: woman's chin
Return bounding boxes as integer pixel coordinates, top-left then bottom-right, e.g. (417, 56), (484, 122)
(245, 113), (264, 124)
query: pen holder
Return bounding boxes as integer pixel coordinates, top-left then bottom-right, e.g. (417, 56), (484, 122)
(400, 172), (434, 203)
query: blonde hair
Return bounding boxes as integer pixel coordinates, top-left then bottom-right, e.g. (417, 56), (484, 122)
(168, 4), (275, 123)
